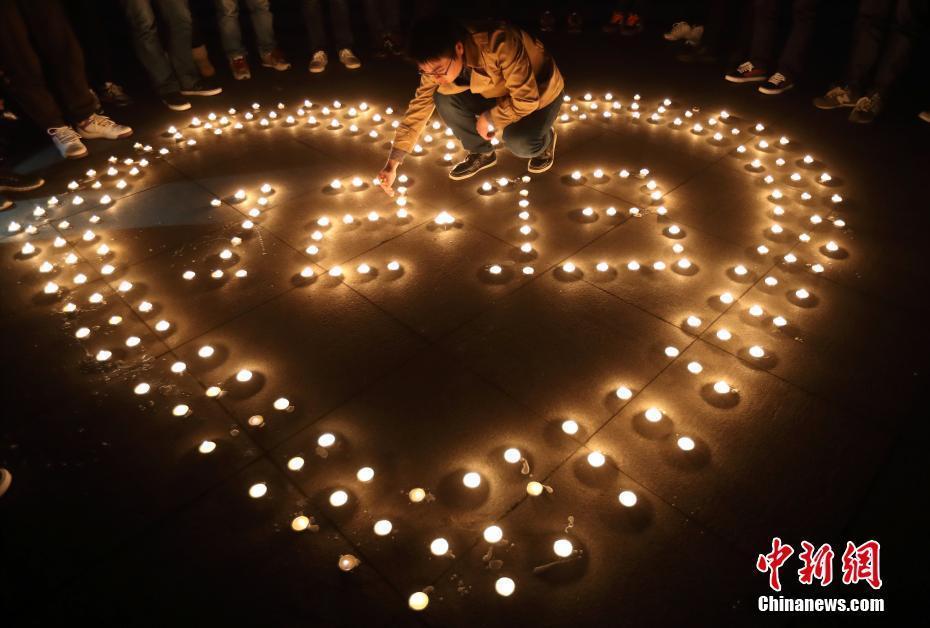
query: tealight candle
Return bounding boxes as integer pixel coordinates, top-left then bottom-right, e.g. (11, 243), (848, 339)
(483, 525), (503, 543)
(553, 539), (574, 557)
(430, 537), (449, 556)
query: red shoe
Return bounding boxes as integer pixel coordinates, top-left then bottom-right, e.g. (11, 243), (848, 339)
(603, 10), (624, 32)
(725, 61), (768, 83)
(621, 13), (643, 35)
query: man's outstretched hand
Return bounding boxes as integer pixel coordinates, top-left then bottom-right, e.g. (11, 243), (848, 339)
(377, 159), (399, 197)
(476, 112), (495, 141)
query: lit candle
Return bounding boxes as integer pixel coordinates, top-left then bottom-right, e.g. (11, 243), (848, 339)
(553, 538), (574, 557)
(483, 525), (503, 543)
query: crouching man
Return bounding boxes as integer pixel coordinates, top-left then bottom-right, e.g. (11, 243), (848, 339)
(378, 13), (564, 195)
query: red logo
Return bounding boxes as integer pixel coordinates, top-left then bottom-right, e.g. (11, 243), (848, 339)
(757, 539), (882, 590)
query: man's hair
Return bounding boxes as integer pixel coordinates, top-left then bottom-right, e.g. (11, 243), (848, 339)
(406, 13), (469, 64)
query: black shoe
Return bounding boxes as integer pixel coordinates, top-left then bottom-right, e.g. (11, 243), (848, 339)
(758, 72), (794, 95)
(540, 10), (556, 32)
(162, 92), (192, 111)
(0, 169), (45, 193)
(527, 129), (556, 174)
(813, 85), (858, 109)
(725, 61), (768, 83)
(849, 93), (882, 124)
(180, 80), (222, 97)
(0, 195), (11, 211)
(99, 81), (133, 107)
(449, 151), (497, 180)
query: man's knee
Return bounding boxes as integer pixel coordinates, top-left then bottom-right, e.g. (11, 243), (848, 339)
(503, 127), (546, 158)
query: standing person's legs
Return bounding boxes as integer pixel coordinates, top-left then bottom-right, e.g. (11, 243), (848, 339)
(871, 0), (928, 94)
(15, 0), (97, 125)
(381, 0), (402, 40)
(65, 0), (117, 89)
(301, 0), (328, 52)
(776, 0), (819, 78)
(121, 0), (182, 95)
(242, 0), (278, 55)
(215, 0), (247, 58)
(156, 0), (202, 89)
(750, 0), (779, 69)
(327, 0), (354, 50)
(0, 1), (68, 129)
(433, 91), (496, 154)
(501, 97), (562, 158)
(365, 0), (386, 42)
(846, 0), (896, 92)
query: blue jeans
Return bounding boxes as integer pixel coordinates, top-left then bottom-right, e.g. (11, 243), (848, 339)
(215, 0), (277, 58)
(301, 0), (353, 52)
(433, 91), (562, 158)
(121, 0), (200, 94)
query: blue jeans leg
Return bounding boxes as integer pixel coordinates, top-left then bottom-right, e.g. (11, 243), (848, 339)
(243, 0), (277, 55)
(433, 91), (496, 154)
(215, 0), (246, 58)
(121, 0), (180, 95)
(156, 0), (200, 90)
(501, 95), (563, 158)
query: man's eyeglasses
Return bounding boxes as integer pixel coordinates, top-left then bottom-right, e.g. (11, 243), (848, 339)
(418, 57), (454, 77)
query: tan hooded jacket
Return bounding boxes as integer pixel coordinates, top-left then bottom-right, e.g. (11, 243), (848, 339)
(391, 23), (564, 156)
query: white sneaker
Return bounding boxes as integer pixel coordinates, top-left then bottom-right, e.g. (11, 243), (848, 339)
(77, 113), (133, 140)
(338, 48), (361, 70)
(309, 50), (328, 73)
(48, 126), (89, 159)
(687, 25), (704, 45)
(664, 21), (692, 41)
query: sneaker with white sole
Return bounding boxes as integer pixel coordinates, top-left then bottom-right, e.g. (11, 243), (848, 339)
(527, 129), (557, 173)
(758, 72), (794, 95)
(230, 56), (251, 80)
(449, 151), (496, 180)
(725, 61), (767, 83)
(0, 196), (12, 211)
(180, 79), (222, 97)
(77, 113), (133, 140)
(48, 126), (88, 159)
(664, 21), (692, 41)
(162, 92), (192, 111)
(260, 48), (291, 71)
(338, 48), (361, 69)
(687, 24), (704, 45)
(920, 110), (930, 124)
(813, 85), (858, 109)
(849, 93), (882, 124)
(309, 50), (328, 73)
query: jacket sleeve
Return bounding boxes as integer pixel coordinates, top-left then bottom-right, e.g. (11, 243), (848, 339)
(487, 30), (539, 131)
(392, 74), (439, 154)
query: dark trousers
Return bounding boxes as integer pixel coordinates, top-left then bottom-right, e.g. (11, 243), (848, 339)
(301, 0), (354, 51)
(0, 0), (97, 129)
(847, 0), (928, 94)
(65, 0), (118, 89)
(434, 91), (562, 158)
(750, 0), (819, 77)
(365, 0), (401, 42)
(702, 0), (754, 62)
